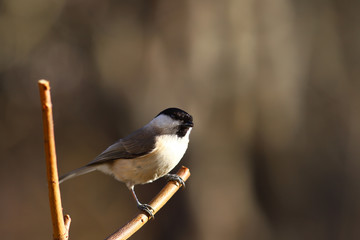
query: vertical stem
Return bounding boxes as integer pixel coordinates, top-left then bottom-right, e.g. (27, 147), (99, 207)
(38, 80), (69, 240)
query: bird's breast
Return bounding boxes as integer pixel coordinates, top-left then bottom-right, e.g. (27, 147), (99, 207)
(110, 132), (190, 187)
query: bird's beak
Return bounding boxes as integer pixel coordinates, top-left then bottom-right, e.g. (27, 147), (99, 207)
(184, 122), (194, 127)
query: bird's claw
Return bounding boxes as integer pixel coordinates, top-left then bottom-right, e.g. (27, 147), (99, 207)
(165, 174), (186, 188)
(137, 203), (155, 219)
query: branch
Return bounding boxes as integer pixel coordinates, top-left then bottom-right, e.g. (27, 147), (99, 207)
(38, 80), (70, 240)
(105, 166), (191, 240)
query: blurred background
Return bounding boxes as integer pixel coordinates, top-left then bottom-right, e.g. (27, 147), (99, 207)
(1, 0), (360, 239)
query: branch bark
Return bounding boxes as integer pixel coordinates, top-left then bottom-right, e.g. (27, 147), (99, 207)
(38, 79), (70, 240)
(105, 166), (191, 240)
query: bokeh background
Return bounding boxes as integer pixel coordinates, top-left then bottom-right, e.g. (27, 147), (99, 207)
(1, 0), (360, 239)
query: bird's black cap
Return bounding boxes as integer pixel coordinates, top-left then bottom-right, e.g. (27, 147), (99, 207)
(157, 108), (193, 127)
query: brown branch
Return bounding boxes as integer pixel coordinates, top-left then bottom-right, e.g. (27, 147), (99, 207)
(38, 79), (189, 239)
(105, 166), (191, 240)
(38, 80), (70, 240)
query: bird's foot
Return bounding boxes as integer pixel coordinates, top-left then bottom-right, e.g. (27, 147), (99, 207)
(165, 174), (185, 188)
(137, 203), (155, 219)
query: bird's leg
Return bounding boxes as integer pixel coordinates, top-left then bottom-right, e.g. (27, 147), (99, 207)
(165, 174), (186, 188)
(130, 186), (155, 219)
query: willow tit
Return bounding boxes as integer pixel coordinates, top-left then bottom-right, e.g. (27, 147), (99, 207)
(59, 108), (193, 218)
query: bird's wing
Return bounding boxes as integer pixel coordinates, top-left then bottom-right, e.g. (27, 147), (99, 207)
(87, 127), (158, 166)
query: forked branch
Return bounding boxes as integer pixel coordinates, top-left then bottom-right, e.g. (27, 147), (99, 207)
(38, 79), (190, 240)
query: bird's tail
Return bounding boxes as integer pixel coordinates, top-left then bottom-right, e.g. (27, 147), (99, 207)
(59, 165), (97, 184)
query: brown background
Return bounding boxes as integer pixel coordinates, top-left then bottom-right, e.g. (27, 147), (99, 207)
(1, 0), (360, 239)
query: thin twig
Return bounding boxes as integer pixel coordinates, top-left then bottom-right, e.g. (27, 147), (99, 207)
(105, 166), (191, 240)
(38, 80), (70, 240)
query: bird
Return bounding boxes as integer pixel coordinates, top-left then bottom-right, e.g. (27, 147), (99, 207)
(59, 107), (193, 218)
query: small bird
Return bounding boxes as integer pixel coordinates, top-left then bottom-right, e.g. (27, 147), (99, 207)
(59, 107), (193, 218)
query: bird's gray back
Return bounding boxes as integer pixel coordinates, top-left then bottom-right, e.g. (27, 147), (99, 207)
(87, 126), (158, 166)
